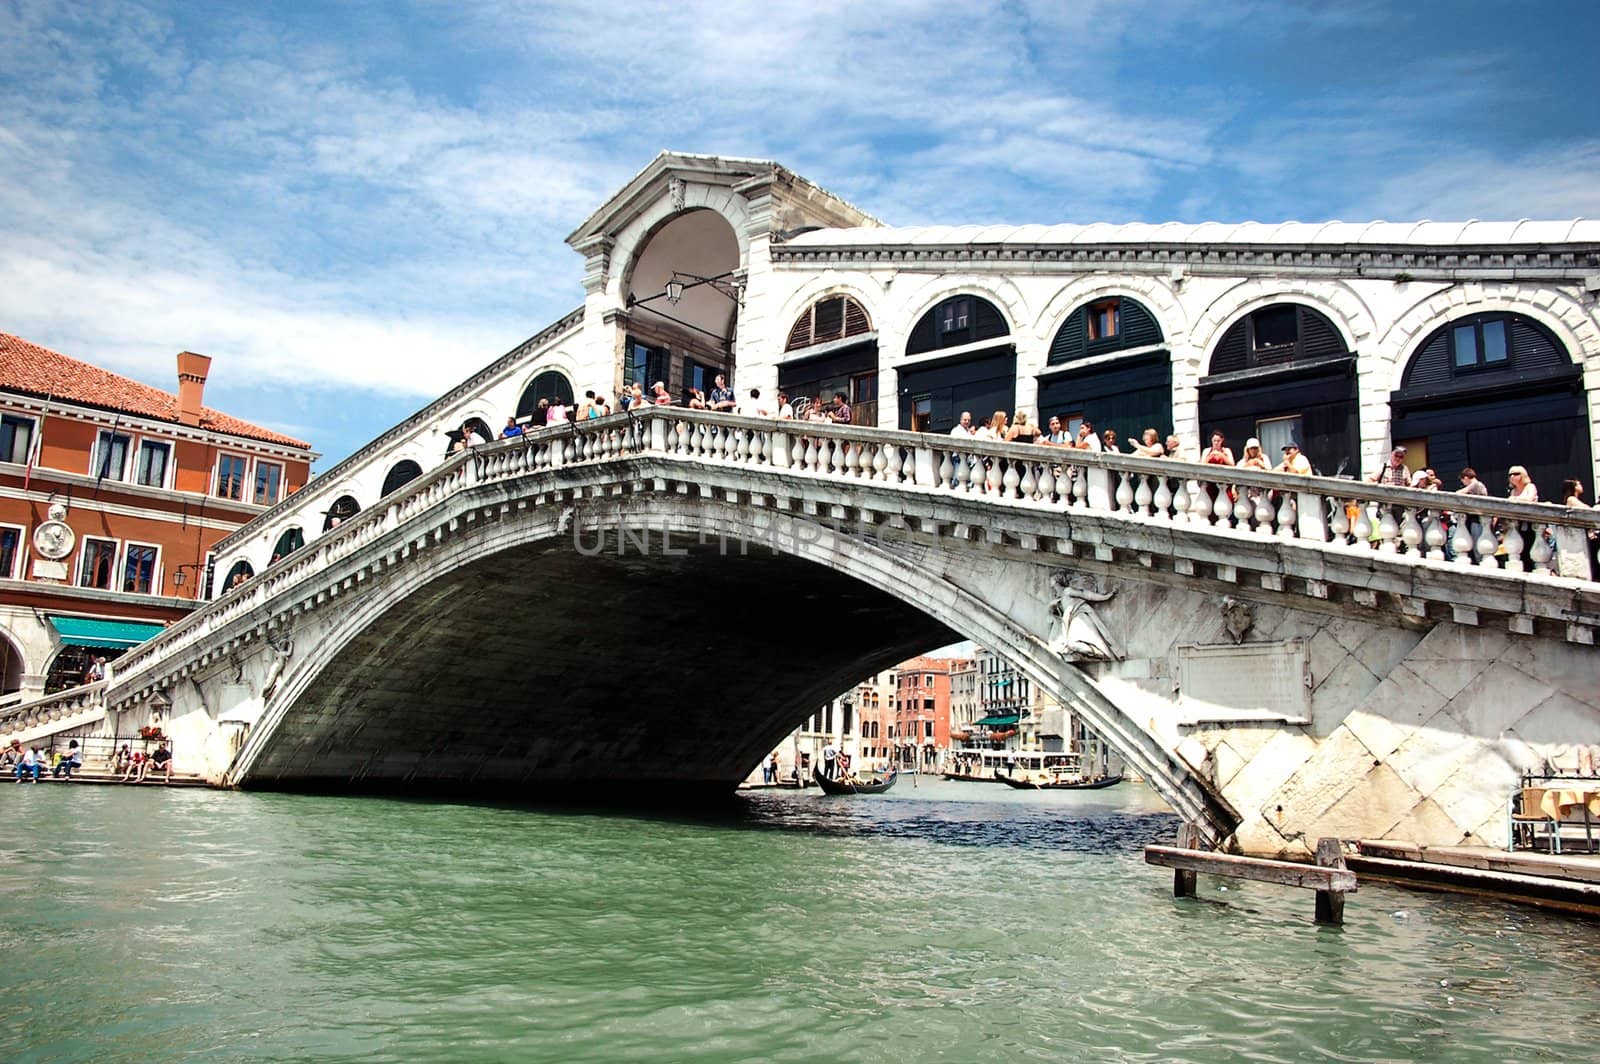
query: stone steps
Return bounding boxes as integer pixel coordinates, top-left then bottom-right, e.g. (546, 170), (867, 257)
(11, 769), (210, 789)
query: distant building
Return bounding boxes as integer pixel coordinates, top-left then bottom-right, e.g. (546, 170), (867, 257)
(891, 655), (963, 769)
(0, 333), (316, 699)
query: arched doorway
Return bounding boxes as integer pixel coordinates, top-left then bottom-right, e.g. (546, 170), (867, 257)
(1038, 295), (1168, 442)
(323, 495), (360, 532)
(1390, 311), (1592, 494)
(778, 295), (878, 424)
(898, 294), (1014, 434)
(516, 371), (575, 422)
(624, 209), (741, 403)
(0, 629), (24, 697)
(381, 460), (424, 497)
(1199, 303), (1358, 477)
(270, 527), (305, 564)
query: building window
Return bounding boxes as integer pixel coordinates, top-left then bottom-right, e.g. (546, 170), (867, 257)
(135, 440), (170, 488)
(1, 414), (34, 465)
(924, 673), (934, 685)
(253, 461), (283, 506)
(79, 538), (118, 590)
(94, 431), (131, 482)
(925, 720), (935, 739)
(1251, 306), (1299, 353)
(1087, 299), (1120, 341)
(785, 295), (872, 351)
(0, 525), (21, 578)
(940, 297), (971, 336)
(628, 338), (669, 391)
(123, 543), (158, 594)
(1255, 415), (1303, 459)
(215, 454), (248, 500)
(1451, 318), (1511, 370)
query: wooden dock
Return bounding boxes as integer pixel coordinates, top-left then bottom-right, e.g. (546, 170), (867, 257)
(1146, 826), (1356, 924)
(1350, 840), (1600, 916)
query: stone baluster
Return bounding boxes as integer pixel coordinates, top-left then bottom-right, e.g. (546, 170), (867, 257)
(1252, 492), (1276, 535)
(1422, 514), (1448, 560)
(1002, 458), (1021, 499)
(1473, 520), (1499, 567)
(873, 443), (889, 481)
(1351, 503), (1373, 547)
(1071, 465), (1088, 508)
(802, 437), (819, 472)
(953, 452), (971, 493)
(1134, 474), (1154, 516)
(1529, 522), (1555, 574)
(985, 457), (1002, 495)
(791, 434), (805, 468)
(1037, 463), (1058, 506)
(1231, 487), (1252, 529)
(1152, 476), (1172, 520)
(1399, 509), (1424, 557)
(884, 444), (903, 484)
(1374, 504), (1399, 553)
(1502, 523), (1526, 572)
(1019, 461), (1038, 502)
(1115, 471), (1135, 513)
(1275, 492), (1296, 541)
(1187, 481), (1211, 524)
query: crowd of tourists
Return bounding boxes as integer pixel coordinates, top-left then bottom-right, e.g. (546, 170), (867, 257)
(3, 737), (174, 783)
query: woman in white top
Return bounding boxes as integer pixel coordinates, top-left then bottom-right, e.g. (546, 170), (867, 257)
(1235, 438), (1270, 471)
(975, 410), (1007, 441)
(1551, 478), (1594, 579)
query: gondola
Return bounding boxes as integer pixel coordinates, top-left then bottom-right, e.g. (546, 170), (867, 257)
(999, 772), (1124, 791)
(814, 766), (899, 795)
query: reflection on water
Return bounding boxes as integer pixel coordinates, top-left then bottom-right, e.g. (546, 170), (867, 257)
(1, 779), (1596, 1062)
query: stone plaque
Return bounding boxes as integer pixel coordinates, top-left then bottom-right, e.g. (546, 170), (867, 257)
(1174, 639), (1310, 725)
(31, 559), (68, 580)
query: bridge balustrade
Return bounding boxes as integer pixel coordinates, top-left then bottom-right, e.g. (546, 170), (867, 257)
(0, 681), (106, 743)
(102, 407), (1598, 700)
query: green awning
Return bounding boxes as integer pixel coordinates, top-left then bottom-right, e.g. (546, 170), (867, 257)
(48, 616), (165, 649)
(973, 713), (1021, 728)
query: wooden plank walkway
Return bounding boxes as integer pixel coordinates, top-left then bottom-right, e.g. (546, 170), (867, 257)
(1147, 827), (1356, 924)
(1357, 840), (1600, 884)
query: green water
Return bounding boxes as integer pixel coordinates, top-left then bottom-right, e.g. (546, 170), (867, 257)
(1, 780), (1596, 1062)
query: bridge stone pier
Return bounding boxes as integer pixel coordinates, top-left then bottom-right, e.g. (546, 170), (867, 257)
(9, 409), (1587, 856)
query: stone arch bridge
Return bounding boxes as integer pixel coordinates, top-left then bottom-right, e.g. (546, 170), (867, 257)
(5, 410), (1597, 855)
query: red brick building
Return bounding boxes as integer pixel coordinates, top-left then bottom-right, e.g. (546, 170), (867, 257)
(889, 655), (965, 769)
(0, 333), (315, 698)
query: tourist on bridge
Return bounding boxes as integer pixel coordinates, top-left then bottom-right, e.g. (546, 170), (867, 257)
(708, 374), (737, 412)
(1075, 420), (1101, 452)
(737, 389), (771, 417)
(1101, 427), (1122, 452)
(828, 391), (851, 424)
(501, 417), (522, 439)
(776, 392), (795, 419)
(1044, 416), (1069, 445)
(1130, 428), (1165, 457)
(546, 398), (570, 425)
(950, 411), (976, 438)
(652, 381), (673, 406)
(1005, 411), (1041, 443)
(1201, 431), (1233, 467)
(1550, 479), (1594, 580)
(686, 387), (707, 409)
(976, 411), (1007, 441)
(136, 742), (174, 784)
(1164, 435), (1184, 461)
(1237, 438), (1270, 472)
(1277, 441), (1312, 475)
(1369, 446), (1409, 486)
(1507, 465), (1538, 503)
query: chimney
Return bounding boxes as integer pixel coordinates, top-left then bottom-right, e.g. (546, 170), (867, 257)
(175, 351), (211, 426)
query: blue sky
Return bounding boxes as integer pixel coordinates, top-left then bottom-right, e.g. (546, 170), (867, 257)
(2, 0), (1597, 468)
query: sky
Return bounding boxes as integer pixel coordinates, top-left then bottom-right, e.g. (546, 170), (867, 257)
(2, 0), (1598, 469)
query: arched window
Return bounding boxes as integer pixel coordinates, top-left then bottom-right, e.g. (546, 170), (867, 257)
(270, 527), (305, 563)
(905, 295), (1009, 355)
(381, 460), (423, 497)
(1209, 303), (1349, 373)
(1392, 311), (1588, 495)
(1401, 311), (1568, 388)
(516, 371), (574, 420)
(322, 495), (360, 533)
(223, 559), (254, 589)
(1047, 296), (1164, 364)
(0, 630), (25, 696)
(786, 295), (872, 351)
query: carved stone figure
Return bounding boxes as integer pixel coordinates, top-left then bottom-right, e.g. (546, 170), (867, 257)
(1049, 573), (1123, 662)
(1221, 595), (1255, 644)
(33, 502), (75, 560)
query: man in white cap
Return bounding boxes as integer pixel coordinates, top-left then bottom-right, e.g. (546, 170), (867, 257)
(1369, 445), (1410, 486)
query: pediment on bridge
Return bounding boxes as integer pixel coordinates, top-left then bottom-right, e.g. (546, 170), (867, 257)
(565, 150), (880, 251)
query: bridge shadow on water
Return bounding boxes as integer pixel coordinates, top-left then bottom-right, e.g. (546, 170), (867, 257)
(255, 776), (1182, 856)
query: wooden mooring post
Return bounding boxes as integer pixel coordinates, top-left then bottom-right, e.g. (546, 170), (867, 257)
(1146, 825), (1357, 926)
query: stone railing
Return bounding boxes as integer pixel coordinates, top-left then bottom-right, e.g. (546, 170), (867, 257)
(638, 407), (1600, 576)
(0, 682), (106, 740)
(103, 407), (1600, 697)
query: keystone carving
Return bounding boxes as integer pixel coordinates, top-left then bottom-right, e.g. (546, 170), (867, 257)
(1048, 572), (1123, 662)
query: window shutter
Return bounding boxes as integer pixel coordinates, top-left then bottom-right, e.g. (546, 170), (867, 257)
(1297, 307), (1348, 359)
(974, 299), (1008, 342)
(814, 297), (845, 341)
(1211, 320), (1249, 374)
(1049, 307), (1087, 364)
(1120, 299), (1163, 347)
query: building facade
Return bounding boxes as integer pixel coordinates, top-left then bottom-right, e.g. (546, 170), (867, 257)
(0, 334), (315, 699)
(891, 655), (960, 769)
(205, 152), (1600, 595)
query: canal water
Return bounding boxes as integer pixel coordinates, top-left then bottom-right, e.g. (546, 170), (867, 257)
(1, 779), (1595, 1062)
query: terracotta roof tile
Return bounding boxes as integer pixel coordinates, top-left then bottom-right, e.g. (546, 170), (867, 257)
(0, 332), (311, 449)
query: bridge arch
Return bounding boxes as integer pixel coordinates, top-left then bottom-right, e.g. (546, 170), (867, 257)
(0, 626), (26, 697)
(227, 493), (1233, 840)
